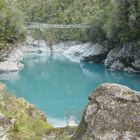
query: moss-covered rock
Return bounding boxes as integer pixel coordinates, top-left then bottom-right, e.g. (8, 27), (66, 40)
(0, 83), (52, 140)
(46, 126), (76, 140)
(74, 83), (140, 140)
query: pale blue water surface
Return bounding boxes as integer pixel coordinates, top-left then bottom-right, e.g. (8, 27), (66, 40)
(1, 54), (140, 127)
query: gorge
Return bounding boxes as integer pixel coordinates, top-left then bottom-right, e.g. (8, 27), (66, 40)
(0, 0), (140, 139)
(0, 41), (140, 128)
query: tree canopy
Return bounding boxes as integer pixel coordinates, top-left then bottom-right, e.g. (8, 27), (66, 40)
(0, 0), (26, 45)
(0, 0), (140, 45)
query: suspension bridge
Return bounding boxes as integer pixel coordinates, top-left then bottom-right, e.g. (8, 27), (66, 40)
(27, 22), (90, 29)
(27, 22), (90, 52)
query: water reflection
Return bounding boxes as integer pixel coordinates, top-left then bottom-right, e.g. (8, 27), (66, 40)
(0, 71), (20, 83)
(81, 62), (140, 91)
(80, 63), (105, 82)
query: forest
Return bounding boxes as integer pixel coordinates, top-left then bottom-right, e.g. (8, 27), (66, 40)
(0, 0), (140, 46)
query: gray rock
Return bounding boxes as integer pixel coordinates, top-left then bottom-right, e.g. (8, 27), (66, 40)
(110, 60), (125, 70)
(132, 60), (140, 70)
(0, 48), (24, 73)
(20, 44), (47, 54)
(63, 43), (108, 63)
(0, 113), (15, 140)
(4, 49), (23, 62)
(105, 43), (140, 73)
(0, 61), (24, 73)
(74, 83), (140, 140)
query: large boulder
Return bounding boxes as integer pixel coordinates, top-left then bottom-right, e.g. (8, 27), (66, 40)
(63, 43), (108, 63)
(0, 61), (24, 73)
(0, 46), (24, 73)
(74, 83), (140, 140)
(26, 35), (47, 48)
(4, 49), (23, 62)
(105, 42), (140, 73)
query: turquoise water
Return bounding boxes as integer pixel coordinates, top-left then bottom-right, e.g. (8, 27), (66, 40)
(1, 54), (140, 127)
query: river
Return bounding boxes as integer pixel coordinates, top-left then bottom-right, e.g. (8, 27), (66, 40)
(0, 53), (140, 127)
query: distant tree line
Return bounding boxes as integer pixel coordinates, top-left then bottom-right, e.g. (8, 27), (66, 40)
(18, 0), (140, 44)
(0, 0), (140, 48)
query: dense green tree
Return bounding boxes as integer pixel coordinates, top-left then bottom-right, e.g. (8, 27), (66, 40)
(103, 0), (140, 43)
(85, 0), (140, 44)
(0, 0), (26, 44)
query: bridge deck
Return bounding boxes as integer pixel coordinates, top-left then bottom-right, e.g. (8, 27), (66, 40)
(28, 22), (90, 29)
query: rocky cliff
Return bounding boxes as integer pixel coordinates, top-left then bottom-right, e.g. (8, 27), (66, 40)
(63, 41), (140, 73)
(63, 43), (108, 63)
(105, 42), (140, 73)
(74, 83), (140, 140)
(1, 40), (140, 73)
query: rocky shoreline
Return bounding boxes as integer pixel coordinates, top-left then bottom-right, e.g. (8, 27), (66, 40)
(105, 43), (140, 73)
(0, 37), (140, 74)
(63, 41), (140, 73)
(0, 48), (24, 73)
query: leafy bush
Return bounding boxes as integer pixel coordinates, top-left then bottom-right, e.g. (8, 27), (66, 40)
(0, 90), (52, 140)
(0, 0), (27, 43)
(86, 0), (140, 45)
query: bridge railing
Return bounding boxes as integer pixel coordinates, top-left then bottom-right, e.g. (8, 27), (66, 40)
(27, 22), (90, 29)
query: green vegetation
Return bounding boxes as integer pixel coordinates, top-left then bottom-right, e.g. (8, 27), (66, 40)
(0, 0), (27, 43)
(0, 0), (140, 49)
(0, 89), (52, 139)
(0, 84), (76, 140)
(85, 0), (140, 44)
(0, 0), (26, 52)
(15, 0), (140, 44)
